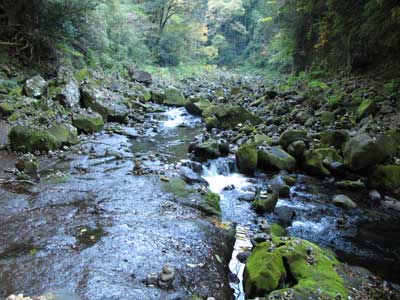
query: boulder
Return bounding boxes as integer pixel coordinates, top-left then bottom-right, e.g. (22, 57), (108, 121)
(343, 134), (387, 171)
(236, 143), (258, 175)
(185, 97), (211, 116)
(80, 84), (128, 123)
(51, 76), (80, 107)
(332, 194), (357, 209)
(320, 130), (349, 150)
(9, 125), (59, 153)
(258, 146), (296, 172)
(245, 238), (348, 300)
(164, 88), (186, 106)
(279, 129), (309, 148)
(269, 175), (291, 197)
(48, 123), (78, 145)
(202, 105), (263, 129)
(369, 165), (400, 190)
(189, 139), (222, 160)
(287, 140), (307, 159)
(129, 69), (152, 86)
(72, 111), (104, 133)
(24, 75), (46, 98)
(16, 154), (39, 174)
(318, 111), (335, 125)
(302, 148), (343, 177)
(252, 192), (278, 213)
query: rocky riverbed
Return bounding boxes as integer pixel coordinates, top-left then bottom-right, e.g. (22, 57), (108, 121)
(1, 68), (400, 300)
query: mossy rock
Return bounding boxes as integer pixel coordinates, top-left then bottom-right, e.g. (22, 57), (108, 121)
(16, 154), (39, 174)
(258, 146), (296, 172)
(244, 243), (287, 298)
(369, 165), (400, 190)
(0, 79), (19, 94)
(245, 238), (348, 299)
(332, 194), (357, 209)
(318, 111), (335, 125)
(189, 139), (222, 160)
(202, 105), (263, 129)
(357, 99), (377, 119)
(279, 129), (309, 149)
(252, 193), (278, 213)
(0, 102), (14, 116)
(163, 177), (191, 198)
(164, 88), (187, 106)
(236, 143), (258, 175)
(203, 191), (221, 215)
(302, 148), (343, 177)
(185, 97), (211, 116)
(49, 123), (78, 145)
(335, 180), (365, 190)
(9, 125), (59, 153)
(270, 224), (286, 237)
(252, 134), (273, 147)
(72, 111), (104, 133)
(320, 130), (349, 150)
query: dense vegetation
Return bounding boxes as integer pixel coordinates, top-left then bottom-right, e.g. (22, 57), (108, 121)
(1, 0), (399, 76)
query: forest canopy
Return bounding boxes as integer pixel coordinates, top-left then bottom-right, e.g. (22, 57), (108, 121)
(0, 0), (399, 75)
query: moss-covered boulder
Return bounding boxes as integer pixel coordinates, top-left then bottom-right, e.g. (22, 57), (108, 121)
(332, 194), (358, 209)
(318, 111), (335, 125)
(258, 146), (296, 172)
(252, 192), (278, 213)
(369, 165), (400, 190)
(245, 238), (348, 300)
(202, 191), (221, 215)
(48, 123), (78, 145)
(244, 244), (287, 298)
(236, 143), (258, 175)
(279, 129), (309, 149)
(24, 75), (47, 98)
(185, 97), (211, 116)
(80, 84), (128, 123)
(335, 180), (365, 190)
(72, 111), (104, 133)
(0, 101), (14, 116)
(189, 139), (222, 160)
(302, 148), (343, 177)
(357, 99), (377, 119)
(202, 105), (263, 129)
(164, 88), (187, 106)
(320, 130), (349, 150)
(343, 133), (386, 171)
(9, 125), (59, 153)
(0, 79), (19, 94)
(287, 140), (307, 159)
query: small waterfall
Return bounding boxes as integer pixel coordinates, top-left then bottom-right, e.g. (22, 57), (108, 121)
(202, 157), (254, 300)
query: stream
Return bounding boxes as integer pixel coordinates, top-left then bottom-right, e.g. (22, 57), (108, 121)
(1, 106), (399, 300)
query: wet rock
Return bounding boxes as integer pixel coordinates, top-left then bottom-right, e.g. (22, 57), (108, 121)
(332, 194), (357, 209)
(189, 139), (222, 160)
(179, 166), (207, 185)
(237, 251), (251, 263)
(302, 148), (343, 177)
(202, 105), (263, 129)
(24, 75), (46, 98)
(274, 206), (296, 223)
(258, 146), (296, 172)
(164, 88), (187, 106)
(368, 165), (400, 190)
(16, 154), (39, 174)
(252, 192), (278, 213)
(72, 110), (104, 133)
(185, 96), (211, 116)
(236, 143), (258, 175)
(269, 175), (291, 197)
(343, 133), (388, 171)
(279, 129), (309, 149)
(0, 120), (10, 148)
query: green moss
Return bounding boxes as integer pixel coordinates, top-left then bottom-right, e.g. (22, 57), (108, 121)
(302, 148), (343, 177)
(72, 111), (104, 133)
(279, 129), (308, 148)
(202, 105), (263, 129)
(203, 191), (221, 215)
(48, 123), (79, 145)
(0, 102), (14, 116)
(163, 177), (192, 198)
(270, 224), (286, 237)
(9, 125), (59, 153)
(357, 99), (377, 119)
(236, 143), (258, 175)
(258, 146), (296, 172)
(335, 180), (365, 190)
(369, 165), (400, 190)
(74, 68), (89, 83)
(244, 242), (287, 298)
(164, 88), (187, 106)
(252, 193), (278, 213)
